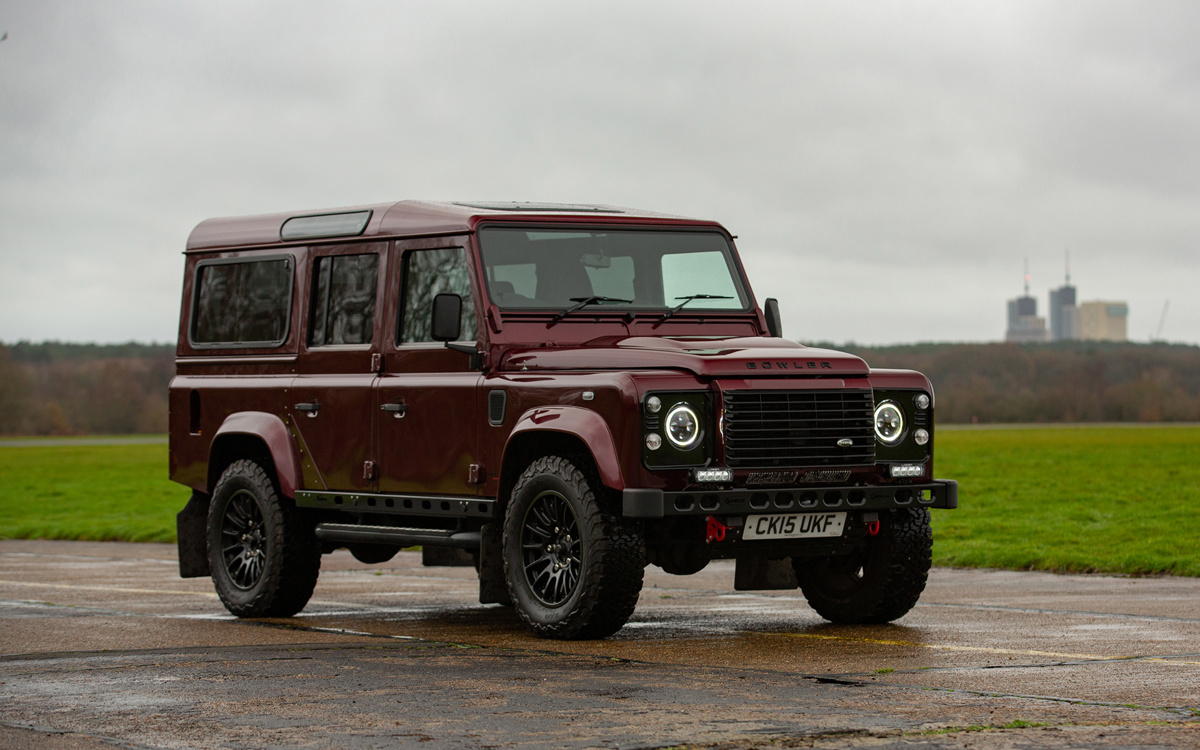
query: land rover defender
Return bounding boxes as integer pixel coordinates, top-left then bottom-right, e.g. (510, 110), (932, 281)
(169, 200), (957, 639)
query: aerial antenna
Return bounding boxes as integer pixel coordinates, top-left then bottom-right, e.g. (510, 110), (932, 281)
(1023, 258), (1030, 296)
(1064, 249), (1070, 284)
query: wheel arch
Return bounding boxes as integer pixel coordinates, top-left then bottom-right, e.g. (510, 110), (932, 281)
(498, 406), (625, 514)
(207, 411), (301, 498)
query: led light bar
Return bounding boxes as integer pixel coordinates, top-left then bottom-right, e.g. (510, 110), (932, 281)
(693, 468), (733, 483)
(889, 463), (925, 478)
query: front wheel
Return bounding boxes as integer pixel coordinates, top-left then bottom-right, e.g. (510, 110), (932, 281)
(207, 459), (321, 617)
(793, 508), (932, 624)
(503, 456), (645, 639)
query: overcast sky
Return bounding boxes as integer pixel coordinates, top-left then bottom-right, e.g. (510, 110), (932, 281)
(2, 1), (1198, 346)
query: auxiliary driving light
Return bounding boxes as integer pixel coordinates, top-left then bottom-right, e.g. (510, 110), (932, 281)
(914, 393), (930, 410)
(645, 433), (663, 450)
(914, 428), (930, 446)
(693, 468), (733, 483)
(889, 463), (925, 478)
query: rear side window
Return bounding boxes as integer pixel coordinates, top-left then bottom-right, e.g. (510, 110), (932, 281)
(191, 257), (293, 347)
(309, 253), (379, 346)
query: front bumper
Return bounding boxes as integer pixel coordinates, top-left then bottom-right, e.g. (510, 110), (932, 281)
(622, 479), (957, 518)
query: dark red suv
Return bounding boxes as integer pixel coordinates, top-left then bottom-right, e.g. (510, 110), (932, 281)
(170, 201), (957, 639)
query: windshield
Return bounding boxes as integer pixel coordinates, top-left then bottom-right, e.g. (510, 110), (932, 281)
(477, 227), (750, 313)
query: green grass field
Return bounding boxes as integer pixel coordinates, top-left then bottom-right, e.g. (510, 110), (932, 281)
(930, 426), (1200, 576)
(1, 428), (1198, 576)
(0, 439), (184, 543)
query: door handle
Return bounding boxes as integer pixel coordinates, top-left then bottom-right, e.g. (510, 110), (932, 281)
(381, 402), (407, 418)
(295, 402), (320, 418)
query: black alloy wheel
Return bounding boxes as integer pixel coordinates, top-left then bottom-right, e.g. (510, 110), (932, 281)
(793, 508), (933, 624)
(520, 490), (583, 606)
(502, 456), (645, 640)
(206, 459), (321, 618)
(219, 488), (268, 589)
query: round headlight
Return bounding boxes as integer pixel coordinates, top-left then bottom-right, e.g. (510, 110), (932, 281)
(665, 403), (701, 450)
(874, 401), (905, 445)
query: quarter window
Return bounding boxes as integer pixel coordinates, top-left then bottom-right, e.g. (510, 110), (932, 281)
(399, 248), (477, 343)
(309, 253), (379, 346)
(192, 257), (292, 346)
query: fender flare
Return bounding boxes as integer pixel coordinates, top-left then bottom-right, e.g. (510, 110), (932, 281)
(504, 406), (625, 491)
(209, 411), (302, 498)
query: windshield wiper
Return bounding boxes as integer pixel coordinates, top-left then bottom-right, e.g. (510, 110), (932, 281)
(549, 295), (633, 326)
(656, 294), (733, 324)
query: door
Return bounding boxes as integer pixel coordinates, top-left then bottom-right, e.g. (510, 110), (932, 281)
(289, 246), (385, 491)
(375, 246), (481, 496)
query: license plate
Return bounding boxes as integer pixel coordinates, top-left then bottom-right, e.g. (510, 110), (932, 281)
(742, 512), (847, 540)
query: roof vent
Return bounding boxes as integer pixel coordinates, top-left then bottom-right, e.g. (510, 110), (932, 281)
(280, 210), (372, 240)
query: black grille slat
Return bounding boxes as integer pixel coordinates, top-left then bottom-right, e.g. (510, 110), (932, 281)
(723, 389), (875, 469)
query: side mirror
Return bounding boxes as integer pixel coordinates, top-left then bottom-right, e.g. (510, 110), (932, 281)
(764, 297), (782, 338)
(431, 293), (462, 342)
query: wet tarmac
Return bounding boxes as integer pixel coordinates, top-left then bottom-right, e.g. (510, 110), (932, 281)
(1, 539), (1197, 749)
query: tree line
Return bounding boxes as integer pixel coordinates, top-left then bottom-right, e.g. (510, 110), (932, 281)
(2, 340), (1200, 435)
(836, 341), (1200, 423)
(0, 342), (172, 435)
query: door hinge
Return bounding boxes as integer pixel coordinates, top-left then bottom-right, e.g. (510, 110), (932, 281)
(468, 463), (484, 484)
(363, 460), (377, 481)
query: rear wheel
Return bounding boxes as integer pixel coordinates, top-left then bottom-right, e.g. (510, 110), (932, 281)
(793, 508), (932, 624)
(503, 456), (645, 639)
(207, 459), (321, 617)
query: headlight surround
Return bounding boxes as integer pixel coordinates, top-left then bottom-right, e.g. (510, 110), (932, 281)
(643, 391), (710, 468)
(874, 401), (905, 445)
(665, 403), (701, 450)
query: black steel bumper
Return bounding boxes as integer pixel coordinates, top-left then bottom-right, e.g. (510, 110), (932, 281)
(622, 479), (958, 519)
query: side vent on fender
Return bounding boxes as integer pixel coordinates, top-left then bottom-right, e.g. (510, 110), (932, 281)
(488, 390), (507, 426)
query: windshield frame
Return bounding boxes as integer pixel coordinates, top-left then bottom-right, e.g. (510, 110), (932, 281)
(475, 223), (754, 316)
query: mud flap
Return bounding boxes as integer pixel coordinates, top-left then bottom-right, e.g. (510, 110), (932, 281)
(176, 491), (211, 578)
(477, 523), (511, 605)
(734, 556), (798, 591)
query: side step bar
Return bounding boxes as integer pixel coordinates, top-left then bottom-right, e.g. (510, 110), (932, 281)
(315, 523), (482, 549)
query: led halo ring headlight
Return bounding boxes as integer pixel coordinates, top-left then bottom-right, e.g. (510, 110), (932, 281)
(664, 403), (702, 450)
(873, 400), (905, 445)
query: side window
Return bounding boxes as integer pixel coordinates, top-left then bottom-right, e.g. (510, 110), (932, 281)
(399, 247), (478, 343)
(309, 253), (379, 346)
(192, 257), (293, 346)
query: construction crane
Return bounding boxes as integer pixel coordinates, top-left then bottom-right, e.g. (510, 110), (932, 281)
(1153, 300), (1169, 341)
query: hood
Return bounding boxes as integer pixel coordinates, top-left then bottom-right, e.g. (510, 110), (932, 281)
(499, 336), (869, 377)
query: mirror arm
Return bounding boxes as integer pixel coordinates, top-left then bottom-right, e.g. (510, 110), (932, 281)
(444, 341), (484, 370)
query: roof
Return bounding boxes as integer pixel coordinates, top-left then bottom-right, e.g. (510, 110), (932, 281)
(185, 200), (715, 252)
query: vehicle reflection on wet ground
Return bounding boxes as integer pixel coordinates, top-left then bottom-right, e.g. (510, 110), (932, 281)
(1, 540), (1198, 749)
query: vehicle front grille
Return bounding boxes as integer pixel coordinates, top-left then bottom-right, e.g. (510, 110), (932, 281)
(722, 389), (876, 468)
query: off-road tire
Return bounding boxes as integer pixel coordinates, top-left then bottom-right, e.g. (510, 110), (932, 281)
(793, 508), (932, 624)
(207, 459), (321, 618)
(503, 456), (645, 639)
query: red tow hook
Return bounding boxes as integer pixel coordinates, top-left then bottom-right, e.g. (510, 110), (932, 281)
(866, 520), (881, 536)
(705, 515), (727, 544)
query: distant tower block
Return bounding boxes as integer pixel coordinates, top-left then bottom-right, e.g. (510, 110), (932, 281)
(1079, 301), (1128, 341)
(1006, 260), (1047, 342)
(1049, 252), (1079, 341)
